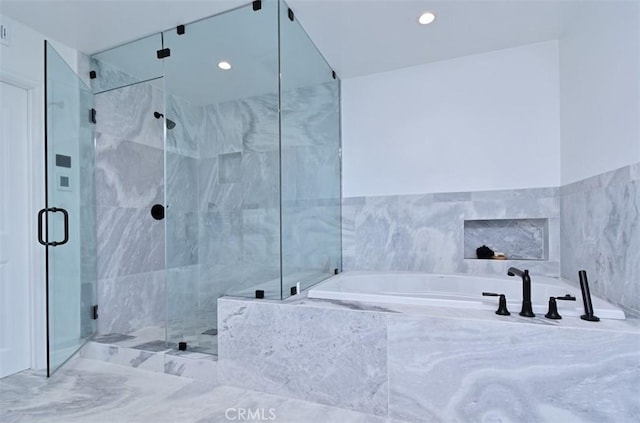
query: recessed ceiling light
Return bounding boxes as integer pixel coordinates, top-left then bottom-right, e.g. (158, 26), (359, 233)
(218, 61), (232, 70)
(418, 12), (436, 25)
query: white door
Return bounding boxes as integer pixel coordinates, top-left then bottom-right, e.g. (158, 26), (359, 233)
(0, 80), (31, 378)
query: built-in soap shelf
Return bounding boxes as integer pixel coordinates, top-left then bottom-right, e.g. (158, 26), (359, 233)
(464, 218), (548, 260)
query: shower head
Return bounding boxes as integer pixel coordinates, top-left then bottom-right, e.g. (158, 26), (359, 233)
(153, 111), (177, 130)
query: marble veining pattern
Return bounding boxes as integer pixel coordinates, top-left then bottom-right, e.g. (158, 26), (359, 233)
(95, 132), (164, 209)
(561, 163), (640, 314)
(1, 358), (400, 423)
(217, 295), (640, 422)
(387, 314), (640, 423)
(94, 68), (339, 343)
(218, 299), (389, 416)
(94, 81), (164, 150)
(97, 271), (165, 335)
(343, 187), (560, 277)
(96, 206), (165, 279)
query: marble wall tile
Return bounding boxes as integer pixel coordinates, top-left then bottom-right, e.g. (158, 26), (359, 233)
(561, 163), (640, 314)
(630, 162), (640, 180)
(387, 314), (640, 422)
(218, 152), (242, 183)
(201, 263), (281, 300)
(166, 265), (200, 344)
(460, 258), (561, 277)
(217, 299), (389, 415)
(241, 151), (280, 209)
(165, 93), (205, 157)
(199, 211), (242, 266)
(281, 205), (341, 271)
(464, 219), (547, 259)
(90, 57), (162, 95)
(166, 152), (198, 212)
(344, 187), (561, 277)
(203, 101), (245, 157)
(94, 81), (164, 149)
(96, 206), (165, 279)
(198, 157), (244, 213)
(80, 282), (95, 338)
(95, 133), (164, 209)
(166, 211), (199, 268)
(281, 82), (340, 149)
(240, 94), (279, 153)
(97, 271), (165, 335)
(95, 79), (166, 335)
(242, 208), (280, 267)
(281, 146), (340, 202)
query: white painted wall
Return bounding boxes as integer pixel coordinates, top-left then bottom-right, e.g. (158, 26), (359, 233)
(342, 41), (561, 197)
(0, 13), (81, 371)
(559, 2), (640, 185)
(0, 14), (79, 82)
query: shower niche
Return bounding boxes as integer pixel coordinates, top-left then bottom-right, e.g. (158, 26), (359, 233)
(90, 0), (341, 354)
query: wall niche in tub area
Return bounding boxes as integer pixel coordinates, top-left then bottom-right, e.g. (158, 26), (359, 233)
(464, 218), (549, 260)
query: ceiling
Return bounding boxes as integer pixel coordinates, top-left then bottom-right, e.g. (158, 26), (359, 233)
(0, 0), (582, 80)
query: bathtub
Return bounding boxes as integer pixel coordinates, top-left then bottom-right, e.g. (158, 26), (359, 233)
(307, 271), (626, 320)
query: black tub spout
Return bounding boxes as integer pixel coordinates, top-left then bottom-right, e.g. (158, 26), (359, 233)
(507, 267), (535, 317)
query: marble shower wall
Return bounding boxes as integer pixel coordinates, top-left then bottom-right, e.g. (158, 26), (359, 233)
(281, 82), (342, 285)
(342, 187), (561, 277)
(196, 82), (341, 306)
(561, 162), (640, 315)
(195, 92), (281, 321)
(94, 81), (166, 335)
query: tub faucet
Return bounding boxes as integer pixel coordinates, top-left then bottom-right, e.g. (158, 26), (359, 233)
(507, 267), (535, 317)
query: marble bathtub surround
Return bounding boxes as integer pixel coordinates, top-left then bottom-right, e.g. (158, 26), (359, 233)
(218, 295), (640, 422)
(344, 163), (639, 316)
(561, 162), (640, 315)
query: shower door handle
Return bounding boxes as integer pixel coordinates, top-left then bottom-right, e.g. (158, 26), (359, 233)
(38, 207), (70, 246)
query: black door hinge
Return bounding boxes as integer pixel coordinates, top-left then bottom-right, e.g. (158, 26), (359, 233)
(157, 48), (171, 59)
(91, 305), (99, 320)
(90, 108), (97, 124)
(177, 25), (185, 35)
(253, 0), (261, 11)
(332, 70), (337, 80)
(89, 70), (97, 79)
(288, 8), (294, 21)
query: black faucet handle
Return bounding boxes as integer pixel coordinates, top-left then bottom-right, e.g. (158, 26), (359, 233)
(556, 294), (576, 301)
(545, 297), (562, 319)
(482, 292), (511, 316)
(545, 295), (576, 319)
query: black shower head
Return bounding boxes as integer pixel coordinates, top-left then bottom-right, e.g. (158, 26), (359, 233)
(153, 111), (176, 130)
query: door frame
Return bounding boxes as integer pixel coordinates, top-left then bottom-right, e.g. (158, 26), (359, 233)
(0, 70), (47, 371)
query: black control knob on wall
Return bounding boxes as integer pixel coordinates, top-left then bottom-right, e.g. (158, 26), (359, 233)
(151, 204), (165, 220)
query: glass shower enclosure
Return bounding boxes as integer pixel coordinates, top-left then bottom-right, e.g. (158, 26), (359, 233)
(87, 0), (341, 354)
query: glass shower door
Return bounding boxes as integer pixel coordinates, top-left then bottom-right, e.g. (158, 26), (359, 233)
(43, 42), (97, 376)
(162, 0), (280, 353)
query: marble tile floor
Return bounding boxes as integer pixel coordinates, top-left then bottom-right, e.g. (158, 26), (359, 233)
(0, 358), (405, 423)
